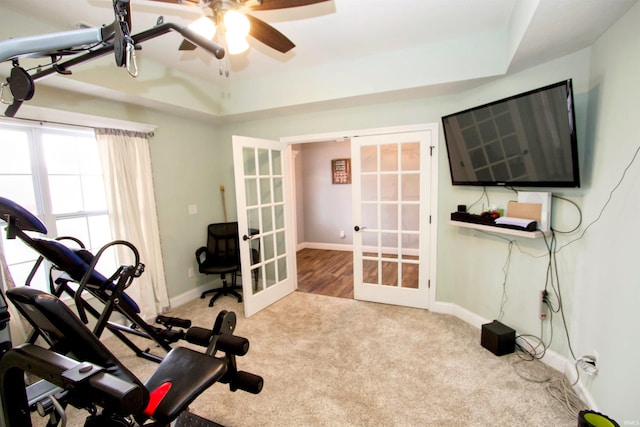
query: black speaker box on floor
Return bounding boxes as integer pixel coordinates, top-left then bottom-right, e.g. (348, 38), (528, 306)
(481, 320), (515, 356)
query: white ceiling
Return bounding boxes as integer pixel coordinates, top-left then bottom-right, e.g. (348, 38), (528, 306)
(1, 0), (637, 121)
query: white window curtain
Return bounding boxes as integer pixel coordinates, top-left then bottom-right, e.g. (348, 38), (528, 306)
(0, 243), (32, 344)
(95, 128), (170, 319)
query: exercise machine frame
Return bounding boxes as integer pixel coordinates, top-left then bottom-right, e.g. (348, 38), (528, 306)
(1, 0), (224, 117)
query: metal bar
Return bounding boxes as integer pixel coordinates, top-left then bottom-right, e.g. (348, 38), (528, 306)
(0, 28), (104, 63)
(30, 22), (225, 81)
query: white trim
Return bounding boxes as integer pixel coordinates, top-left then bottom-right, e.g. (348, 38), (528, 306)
(297, 241), (353, 252)
(295, 241), (421, 257)
(169, 283), (215, 308)
(280, 123), (436, 144)
(2, 105), (157, 134)
(430, 300), (597, 411)
(431, 301), (489, 328)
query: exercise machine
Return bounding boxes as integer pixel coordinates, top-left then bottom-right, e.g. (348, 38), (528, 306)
(0, 285), (262, 426)
(1, 0), (225, 117)
(0, 6), (263, 423)
(0, 197), (263, 426)
(0, 196), (258, 364)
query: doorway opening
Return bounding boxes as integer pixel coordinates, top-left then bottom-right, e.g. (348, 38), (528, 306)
(274, 124), (438, 314)
(292, 139), (355, 299)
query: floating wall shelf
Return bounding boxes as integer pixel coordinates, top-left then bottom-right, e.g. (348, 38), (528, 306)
(448, 220), (550, 239)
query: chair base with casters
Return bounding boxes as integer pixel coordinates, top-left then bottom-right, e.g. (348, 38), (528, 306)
(1, 286), (263, 427)
(200, 270), (243, 307)
(196, 222), (243, 307)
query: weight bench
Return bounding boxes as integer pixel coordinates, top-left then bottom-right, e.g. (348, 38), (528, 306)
(0, 196), (240, 363)
(1, 286), (255, 426)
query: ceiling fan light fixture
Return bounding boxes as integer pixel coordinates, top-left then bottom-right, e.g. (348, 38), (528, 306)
(226, 35), (250, 55)
(189, 16), (217, 40)
(224, 10), (250, 38)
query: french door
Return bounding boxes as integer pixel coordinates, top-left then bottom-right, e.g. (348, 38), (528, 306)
(232, 136), (297, 317)
(351, 130), (435, 309)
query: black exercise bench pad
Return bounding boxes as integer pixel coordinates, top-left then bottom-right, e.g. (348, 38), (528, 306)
(143, 347), (226, 424)
(6, 287), (142, 385)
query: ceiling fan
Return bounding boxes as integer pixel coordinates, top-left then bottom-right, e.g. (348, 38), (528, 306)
(150, 0), (330, 55)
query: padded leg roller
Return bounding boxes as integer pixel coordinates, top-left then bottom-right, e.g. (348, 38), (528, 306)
(185, 327), (249, 355)
(228, 371), (263, 395)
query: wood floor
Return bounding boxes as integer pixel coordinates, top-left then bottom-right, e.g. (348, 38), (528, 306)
(296, 248), (421, 299)
(296, 248), (354, 299)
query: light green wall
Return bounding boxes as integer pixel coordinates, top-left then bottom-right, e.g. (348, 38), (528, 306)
(22, 2), (640, 419)
(218, 9), (640, 416)
(575, 2), (640, 421)
(216, 47), (592, 320)
(25, 86), (228, 296)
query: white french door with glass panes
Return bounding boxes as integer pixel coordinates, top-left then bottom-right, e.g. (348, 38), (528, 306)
(0, 122), (115, 290)
(233, 135), (297, 317)
(351, 130), (435, 309)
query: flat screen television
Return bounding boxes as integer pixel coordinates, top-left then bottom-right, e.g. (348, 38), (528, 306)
(442, 79), (580, 187)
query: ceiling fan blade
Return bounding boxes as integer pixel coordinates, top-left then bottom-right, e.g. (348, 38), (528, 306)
(246, 14), (295, 53)
(179, 39), (198, 50)
(246, 0), (330, 11)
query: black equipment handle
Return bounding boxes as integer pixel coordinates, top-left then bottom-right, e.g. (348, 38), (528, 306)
(74, 240), (141, 325)
(0, 344), (146, 426)
(155, 315), (191, 330)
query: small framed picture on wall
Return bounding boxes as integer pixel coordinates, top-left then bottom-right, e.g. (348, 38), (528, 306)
(332, 158), (351, 184)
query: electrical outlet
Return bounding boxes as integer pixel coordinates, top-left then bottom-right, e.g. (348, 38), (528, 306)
(577, 354), (598, 375)
(188, 267), (194, 278)
(540, 290), (548, 320)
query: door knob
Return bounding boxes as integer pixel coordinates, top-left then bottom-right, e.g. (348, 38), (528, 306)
(354, 225), (366, 232)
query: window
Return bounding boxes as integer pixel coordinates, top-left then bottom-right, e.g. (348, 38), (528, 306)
(0, 121), (115, 291)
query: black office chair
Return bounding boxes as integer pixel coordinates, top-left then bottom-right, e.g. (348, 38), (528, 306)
(197, 222), (243, 307)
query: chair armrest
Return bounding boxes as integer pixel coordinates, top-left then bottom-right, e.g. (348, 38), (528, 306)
(195, 247), (207, 266)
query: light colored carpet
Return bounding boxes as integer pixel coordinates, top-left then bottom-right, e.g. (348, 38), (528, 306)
(35, 291), (582, 426)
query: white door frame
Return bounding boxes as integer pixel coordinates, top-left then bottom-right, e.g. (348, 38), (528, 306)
(281, 124), (438, 309)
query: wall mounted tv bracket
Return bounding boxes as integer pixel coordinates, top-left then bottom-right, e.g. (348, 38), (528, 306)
(0, 0), (225, 118)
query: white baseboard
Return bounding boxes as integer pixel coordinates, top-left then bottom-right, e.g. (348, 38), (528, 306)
(169, 282), (216, 308)
(431, 300), (488, 328)
(430, 300), (597, 410)
(296, 242), (419, 257)
(297, 242), (353, 252)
